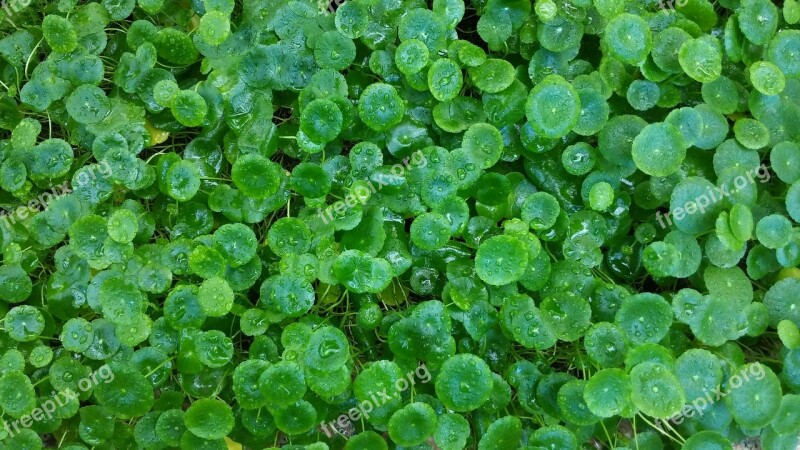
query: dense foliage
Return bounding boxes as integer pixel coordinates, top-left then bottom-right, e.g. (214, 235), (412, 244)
(0, 0), (799, 449)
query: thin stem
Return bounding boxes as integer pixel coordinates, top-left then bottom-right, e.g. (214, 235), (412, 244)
(145, 357), (175, 378)
(24, 38), (43, 80)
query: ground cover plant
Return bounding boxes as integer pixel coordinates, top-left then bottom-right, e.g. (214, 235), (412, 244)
(1, 0), (800, 448)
